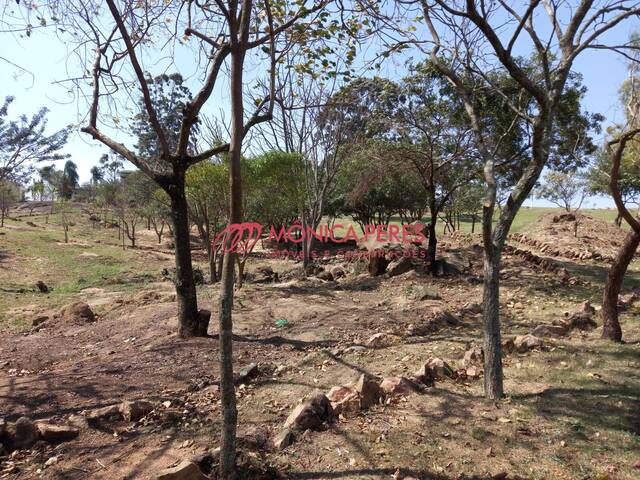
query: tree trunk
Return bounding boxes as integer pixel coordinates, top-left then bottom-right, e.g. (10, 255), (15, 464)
(168, 184), (207, 338)
(482, 249), (504, 399)
(428, 215), (438, 274)
(602, 229), (640, 342)
(218, 38), (245, 479)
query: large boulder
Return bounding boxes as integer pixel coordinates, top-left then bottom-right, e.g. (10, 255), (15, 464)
(284, 392), (334, 431)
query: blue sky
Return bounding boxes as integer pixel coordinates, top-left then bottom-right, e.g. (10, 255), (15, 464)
(0, 9), (636, 208)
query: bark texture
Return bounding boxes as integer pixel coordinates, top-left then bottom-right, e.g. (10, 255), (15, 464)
(602, 229), (640, 342)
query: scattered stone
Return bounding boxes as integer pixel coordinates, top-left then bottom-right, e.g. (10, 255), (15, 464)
(120, 400), (154, 422)
(58, 302), (96, 324)
(368, 252), (390, 276)
(86, 404), (121, 421)
(466, 367), (482, 379)
(502, 337), (515, 354)
(379, 377), (417, 396)
(7, 417), (39, 450)
(462, 346), (484, 367)
(581, 301), (596, 315)
(44, 456), (59, 467)
(531, 323), (569, 338)
(354, 373), (382, 409)
(253, 266), (279, 283)
(316, 270), (334, 281)
(272, 428), (295, 450)
(424, 357), (455, 380)
(366, 332), (399, 348)
(387, 257), (414, 277)
(564, 312), (597, 331)
(67, 415), (89, 429)
(463, 302), (482, 315)
(236, 363), (259, 384)
(36, 423), (79, 443)
(31, 315), (50, 328)
(330, 265), (346, 279)
(411, 285), (440, 301)
(326, 385), (360, 416)
(514, 335), (544, 353)
(35, 281), (49, 293)
(284, 392), (334, 431)
(153, 460), (208, 480)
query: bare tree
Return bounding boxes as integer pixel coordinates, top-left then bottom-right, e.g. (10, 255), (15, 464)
(362, 0), (640, 399)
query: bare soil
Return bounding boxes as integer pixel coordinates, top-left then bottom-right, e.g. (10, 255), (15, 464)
(1, 209), (639, 480)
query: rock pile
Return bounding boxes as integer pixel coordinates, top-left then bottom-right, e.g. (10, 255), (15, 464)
(0, 417), (79, 452)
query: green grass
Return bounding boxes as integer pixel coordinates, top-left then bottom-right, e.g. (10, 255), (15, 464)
(0, 210), (169, 326)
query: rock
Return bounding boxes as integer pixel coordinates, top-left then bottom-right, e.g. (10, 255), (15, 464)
(466, 367), (481, 379)
(86, 404), (121, 421)
(368, 252), (390, 276)
(253, 266), (278, 283)
(326, 385), (360, 416)
(284, 392), (334, 431)
(153, 460), (208, 480)
(354, 374), (382, 409)
(366, 332), (399, 348)
(36, 423), (79, 443)
(0, 417), (5, 437)
(581, 301), (596, 315)
(442, 253), (470, 274)
(431, 310), (460, 327)
(502, 337), (515, 354)
(120, 400), (154, 422)
(462, 346), (484, 367)
(236, 363), (259, 384)
(413, 364), (435, 386)
(31, 315), (50, 327)
(44, 456), (59, 467)
(425, 357), (455, 380)
(330, 265), (346, 279)
(411, 285), (440, 301)
(7, 417), (39, 450)
(531, 323), (569, 338)
(514, 334), (544, 353)
(463, 302), (482, 315)
(379, 377), (416, 396)
(565, 312), (597, 331)
(387, 257), (414, 277)
(552, 212), (576, 223)
(58, 302), (95, 323)
(35, 281), (49, 293)
(67, 415), (89, 429)
(272, 428), (295, 450)
(316, 270), (334, 281)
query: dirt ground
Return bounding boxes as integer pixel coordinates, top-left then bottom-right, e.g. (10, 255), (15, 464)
(1, 207), (639, 480)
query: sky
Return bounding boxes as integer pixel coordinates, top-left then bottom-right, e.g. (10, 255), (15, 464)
(0, 3), (637, 209)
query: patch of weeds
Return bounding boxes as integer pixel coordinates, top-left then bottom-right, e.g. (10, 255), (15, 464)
(470, 427), (491, 441)
(275, 318), (290, 328)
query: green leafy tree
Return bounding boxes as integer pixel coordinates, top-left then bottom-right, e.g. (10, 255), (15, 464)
(0, 96), (70, 183)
